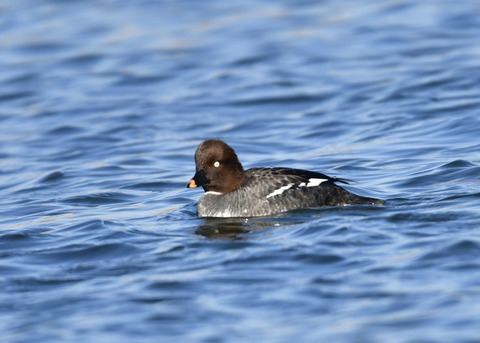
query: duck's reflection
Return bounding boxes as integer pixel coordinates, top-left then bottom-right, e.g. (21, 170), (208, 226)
(195, 218), (250, 239)
(195, 215), (302, 239)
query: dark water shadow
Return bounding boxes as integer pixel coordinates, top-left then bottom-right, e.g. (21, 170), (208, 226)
(195, 218), (250, 239)
(195, 216), (303, 239)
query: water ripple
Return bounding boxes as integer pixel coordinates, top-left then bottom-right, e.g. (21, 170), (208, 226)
(1, 0), (480, 342)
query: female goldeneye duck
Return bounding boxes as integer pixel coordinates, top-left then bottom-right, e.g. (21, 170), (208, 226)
(187, 139), (384, 218)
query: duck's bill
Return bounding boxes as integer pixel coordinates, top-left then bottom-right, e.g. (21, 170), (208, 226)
(186, 169), (209, 188)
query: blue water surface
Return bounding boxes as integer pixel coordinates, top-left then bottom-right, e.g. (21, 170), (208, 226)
(1, 0), (480, 342)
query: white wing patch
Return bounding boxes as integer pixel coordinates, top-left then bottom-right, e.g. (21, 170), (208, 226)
(266, 179), (328, 199)
(266, 183), (294, 198)
(306, 178), (328, 187)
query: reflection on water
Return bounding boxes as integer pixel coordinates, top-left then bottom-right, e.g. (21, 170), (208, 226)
(195, 217), (294, 239)
(196, 217), (251, 239)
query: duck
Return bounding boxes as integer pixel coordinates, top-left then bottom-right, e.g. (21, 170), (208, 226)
(187, 139), (384, 217)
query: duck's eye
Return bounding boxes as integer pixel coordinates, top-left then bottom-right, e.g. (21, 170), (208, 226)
(213, 161), (220, 168)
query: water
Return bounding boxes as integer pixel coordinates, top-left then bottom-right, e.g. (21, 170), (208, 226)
(1, 0), (480, 342)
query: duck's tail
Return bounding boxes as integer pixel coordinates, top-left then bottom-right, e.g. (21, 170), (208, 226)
(326, 185), (385, 206)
